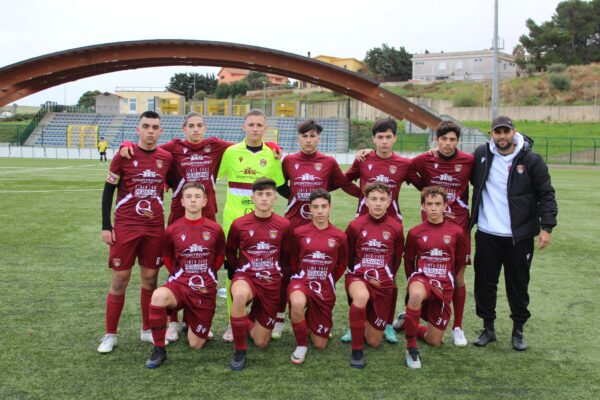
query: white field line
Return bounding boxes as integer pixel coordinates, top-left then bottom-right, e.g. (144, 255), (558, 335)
(0, 164), (98, 175)
(0, 188), (103, 194)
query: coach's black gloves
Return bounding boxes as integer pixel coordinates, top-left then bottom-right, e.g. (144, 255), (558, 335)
(224, 261), (235, 280)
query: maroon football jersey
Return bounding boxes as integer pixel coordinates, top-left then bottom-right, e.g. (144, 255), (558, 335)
(162, 137), (232, 221)
(289, 222), (348, 300)
(345, 152), (418, 219)
(282, 151), (360, 227)
(226, 212), (291, 279)
(162, 217), (225, 289)
(411, 150), (474, 219)
(345, 213), (405, 288)
(107, 144), (173, 227)
(403, 219), (466, 295)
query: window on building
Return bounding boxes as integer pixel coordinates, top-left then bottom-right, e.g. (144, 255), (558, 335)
(129, 98), (137, 113)
(455, 61), (463, 69)
(438, 62), (447, 70)
(147, 97), (155, 111)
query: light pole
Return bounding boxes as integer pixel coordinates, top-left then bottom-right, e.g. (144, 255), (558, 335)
(492, 0), (499, 119)
(262, 81), (267, 114)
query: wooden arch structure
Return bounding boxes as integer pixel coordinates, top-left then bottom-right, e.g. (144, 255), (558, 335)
(0, 40), (441, 128)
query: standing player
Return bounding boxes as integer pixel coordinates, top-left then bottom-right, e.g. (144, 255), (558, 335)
(406, 120), (474, 346)
(98, 137), (108, 163)
(145, 182), (225, 368)
(225, 178), (290, 370)
(344, 182), (404, 368)
(98, 111), (173, 353)
(402, 186), (466, 369)
(218, 109), (286, 342)
(343, 117), (418, 343)
(272, 119), (360, 339)
(287, 189), (348, 364)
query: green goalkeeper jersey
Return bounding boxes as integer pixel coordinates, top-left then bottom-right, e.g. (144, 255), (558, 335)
(218, 140), (284, 236)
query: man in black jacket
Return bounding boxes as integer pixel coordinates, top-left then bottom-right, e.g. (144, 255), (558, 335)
(470, 116), (557, 351)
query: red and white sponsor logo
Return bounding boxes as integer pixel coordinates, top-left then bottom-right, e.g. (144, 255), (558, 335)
(260, 159), (267, 167)
(315, 163), (322, 171)
(389, 165), (397, 174)
(269, 230), (278, 239)
(455, 164), (462, 172)
(328, 238), (336, 248)
(383, 231), (390, 240)
(443, 235), (451, 244)
(202, 231), (210, 241)
(156, 160), (163, 169)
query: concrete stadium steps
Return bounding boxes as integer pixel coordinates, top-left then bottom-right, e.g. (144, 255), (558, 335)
(28, 113), (350, 152)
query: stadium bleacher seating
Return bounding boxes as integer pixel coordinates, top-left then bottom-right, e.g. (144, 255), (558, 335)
(31, 113), (349, 152)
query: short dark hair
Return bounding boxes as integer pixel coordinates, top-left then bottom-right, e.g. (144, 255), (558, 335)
(298, 119), (323, 135)
(182, 182), (206, 196)
(436, 120), (461, 139)
(252, 177), (277, 192)
(309, 188), (331, 205)
(372, 117), (397, 136)
(364, 182), (391, 197)
(245, 109), (266, 121)
(420, 186), (447, 204)
(140, 110), (160, 120)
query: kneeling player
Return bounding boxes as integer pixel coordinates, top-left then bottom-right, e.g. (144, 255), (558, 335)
(226, 178), (290, 370)
(145, 183), (225, 368)
(287, 189), (348, 364)
(402, 186), (466, 369)
(345, 182), (404, 368)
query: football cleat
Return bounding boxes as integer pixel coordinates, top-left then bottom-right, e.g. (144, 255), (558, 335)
(230, 350), (247, 371)
(392, 311), (405, 331)
(512, 330), (528, 351)
(222, 325), (234, 342)
(452, 327), (468, 347)
(97, 334), (117, 353)
(166, 322), (179, 342)
(473, 328), (496, 347)
(340, 328), (352, 343)
(271, 321), (284, 340)
(350, 349), (366, 369)
(145, 346), (167, 369)
(406, 347), (422, 369)
(207, 329), (214, 340)
(290, 346), (308, 365)
(384, 324), (398, 344)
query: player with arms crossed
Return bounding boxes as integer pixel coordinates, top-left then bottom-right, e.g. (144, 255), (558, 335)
(272, 119), (360, 339)
(404, 120), (473, 346)
(218, 109), (285, 342)
(145, 182), (225, 368)
(343, 117), (418, 343)
(98, 111), (173, 353)
(287, 188), (348, 364)
(344, 182), (404, 368)
(226, 178), (290, 370)
(402, 186), (466, 369)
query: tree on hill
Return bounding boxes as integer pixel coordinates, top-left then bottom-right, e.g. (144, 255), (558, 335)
(167, 73), (218, 100)
(364, 44), (412, 81)
(518, 0), (600, 70)
(246, 71), (270, 90)
(77, 90), (101, 108)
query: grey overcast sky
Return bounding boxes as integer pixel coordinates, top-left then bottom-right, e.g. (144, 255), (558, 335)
(1, 0), (562, 105)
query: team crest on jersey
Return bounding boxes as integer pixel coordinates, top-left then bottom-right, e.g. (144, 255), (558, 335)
(455, 164), (462, 172)
(434, 162), (439, 169)
(180, 234), (186, 241)
(443, 235), (451, 244)
(389, 165), (397, 174)
(294, 163), (300, 170)
(269, 230), (278, 239)
(202, 232), (210, 241)
(315, 163), (322, 171)
(133, 160), (139, 167)
(328, 238), (336, 248)
(113, 258), (121, 267)
(249, 229), (255, 237)
(422, 235), (428, 242)
(516, 164), (525, 174)
(383, 231), (391, 240)
(204, 145), (211, 153)
(156, 160), (163, 169)
(260, 159), (267, 167)
(368, 164), (373, 171)
(306, 237), (312, 244)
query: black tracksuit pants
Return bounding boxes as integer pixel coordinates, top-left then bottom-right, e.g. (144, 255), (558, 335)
(474, 230), (534, 327)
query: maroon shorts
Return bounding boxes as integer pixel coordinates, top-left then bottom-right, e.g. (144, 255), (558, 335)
(164, 280), (216, 339)
(345, 275), (394, 331)
(108, 225), (164, 270)
(287, 280), (335, 338)
(232, 273), (281, 330)
(408, 275), (452, 331)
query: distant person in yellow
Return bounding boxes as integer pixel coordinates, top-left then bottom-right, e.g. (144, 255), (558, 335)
(218, 108), (285, 342)
(98, 137), (108, 163)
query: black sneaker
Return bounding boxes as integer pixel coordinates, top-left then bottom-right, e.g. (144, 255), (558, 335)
(350, 349), (366, 369)
(145, 346), (167, 369)
(230, 350), (247, 371)
(473, 328), (496, 347)
(512, 330), (528, 351)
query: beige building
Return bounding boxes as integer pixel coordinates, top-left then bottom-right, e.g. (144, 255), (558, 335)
(299, 55), (366, 89)
(412, 50), (517, 82)
(113, 87), (184, 115)
(216, 68), (287, 86)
